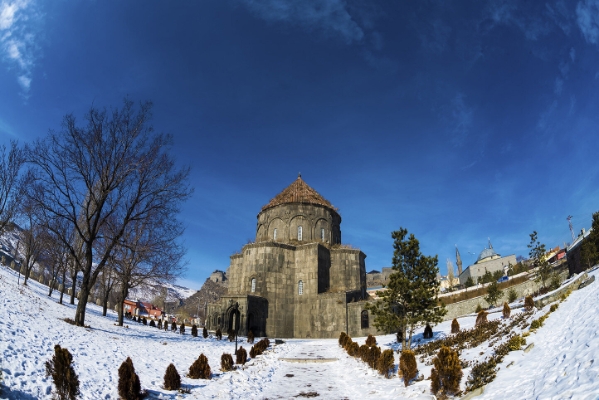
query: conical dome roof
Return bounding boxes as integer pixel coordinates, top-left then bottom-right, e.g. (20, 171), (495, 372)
(261, 175), (337, 212)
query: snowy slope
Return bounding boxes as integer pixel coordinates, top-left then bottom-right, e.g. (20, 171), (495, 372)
(1, 263), (598, 399)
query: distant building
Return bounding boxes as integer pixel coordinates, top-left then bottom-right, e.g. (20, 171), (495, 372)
(567, 228), (592, 275)
(458, 241), (516, 285)
(209, 270), (227, 284)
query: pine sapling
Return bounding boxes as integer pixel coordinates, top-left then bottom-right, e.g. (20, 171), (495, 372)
(451, 318), (460, 334)
(163, 363), (181, 391)
(236, 347), (248, 365)
(45, 344), (80, 400)
(221, 353), (234, 372)
(423, 323), (433, 339)
(524, 295), (534, 311)
(475, 310), (488, 326)
(188, 354), (211, 379)
(365, 334), (376, 347)
(203, 326), (208, 338)
(118, 357), (141, 400)
(502, 302), (511, 319)
(430, 346), (462, 396)
(399, 349), (418, 387)
(377, 349), (395, 378)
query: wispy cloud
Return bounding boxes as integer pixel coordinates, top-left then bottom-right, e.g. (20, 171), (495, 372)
(576, 0), (599, 44)
(238, 0), (365, 44)
(449, 92), (473, 148)
(0, 0), (40, 97)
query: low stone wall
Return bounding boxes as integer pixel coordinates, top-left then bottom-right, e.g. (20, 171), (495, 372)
(534, 271), (589, 308)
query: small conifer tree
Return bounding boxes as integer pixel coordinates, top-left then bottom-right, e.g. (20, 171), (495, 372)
(45, 344), (80, 400)
(188, 354), (211, 379)
(365, 334), (376, 347)
(423, 323), (433, 339)
(399, 349), (418, 387)
(215, 328), (222, 340)
(179, 324), (185, 335)
(171, 321), (177, 332)
(430, 346), (462, 396)
(191, 324), (198, 337)
(149, 319), (155, 327)
(164, 321), (168, 331)
(163, 363), (181, 391)
(502, 302), (511, 319)
(118, 357), (141, 400)
(157, 320), (162, 329)
(524, 295), (534, 311)
(348, 341), (360, 357)
(475, 304), (483, 313)
(249, 345), (257, 358)
(247, 329), (254, 343)
(508, 288), (518, 303)
(475, 310), (488, 326)
(236, 347), (248, 365)
(377, 349), (395, 378)
(203, 326), (208, 338)
(359, 345), (369, 362)
(367, 346), (381, 369)
(451, 318), (460, 334)
(142, 317), (147, 325)
(221, 353), (234, 372)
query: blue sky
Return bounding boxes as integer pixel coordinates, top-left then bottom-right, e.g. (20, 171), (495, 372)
(1, 0), (599, 290)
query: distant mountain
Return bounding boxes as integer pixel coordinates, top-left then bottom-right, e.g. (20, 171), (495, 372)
(173, 278), (228, 320)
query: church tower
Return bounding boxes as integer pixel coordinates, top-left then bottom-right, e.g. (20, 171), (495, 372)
(456, 245), (463, 276)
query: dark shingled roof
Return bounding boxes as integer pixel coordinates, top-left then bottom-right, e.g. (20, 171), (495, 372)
(261, 175), (337, 212)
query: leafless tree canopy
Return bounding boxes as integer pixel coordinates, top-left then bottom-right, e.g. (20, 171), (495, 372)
(27, 100), (192, 326)
(0, 141), (26, 234)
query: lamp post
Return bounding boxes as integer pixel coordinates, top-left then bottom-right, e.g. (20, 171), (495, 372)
(233, 302), (239, 354)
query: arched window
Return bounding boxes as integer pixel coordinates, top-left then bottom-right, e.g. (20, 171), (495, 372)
(320, 228), (325, 241)
(251, 278), (256, 293)
(298, 280), (304, 295)
(273, 228), (277, 240)
(298, 226), (303, 241)
(361, 310), (369, 329)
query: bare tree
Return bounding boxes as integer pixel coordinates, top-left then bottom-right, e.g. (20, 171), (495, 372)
(97, 263), (117, 316)
(19, 199), (46, 286)
(44, 226), (70, 298)
(0, 141), (26, 234)
(26, 100), (191, 326)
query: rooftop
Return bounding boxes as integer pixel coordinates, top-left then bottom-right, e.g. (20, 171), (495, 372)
(261, 175), (338, 212)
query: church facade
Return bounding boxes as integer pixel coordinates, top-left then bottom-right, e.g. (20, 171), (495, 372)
(206, 176), (378, 338)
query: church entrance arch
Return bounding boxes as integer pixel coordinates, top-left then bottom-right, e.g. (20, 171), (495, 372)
(227, 303), (241, 333)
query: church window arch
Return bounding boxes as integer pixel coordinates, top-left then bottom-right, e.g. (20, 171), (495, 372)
(320, 228), (325, 241)
(361, 310), (369, 329)
(298, 226), (303, 241)
(273, 228), (277, 240)
(250, 277), (256, 293)
(298, 280), (304, 295)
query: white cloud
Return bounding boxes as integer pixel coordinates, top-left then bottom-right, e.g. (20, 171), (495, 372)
(0, 0), (39, 96)
(576, 0), (599, 44)
(554, 77), (564, 95)
(239, 0), (364, 44)
(450, 93), (473, 148)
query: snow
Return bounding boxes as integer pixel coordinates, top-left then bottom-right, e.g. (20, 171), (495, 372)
(1, 263), (599, 399)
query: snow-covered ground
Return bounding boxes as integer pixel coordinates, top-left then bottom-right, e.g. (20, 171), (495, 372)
(1, 263), (598, 399)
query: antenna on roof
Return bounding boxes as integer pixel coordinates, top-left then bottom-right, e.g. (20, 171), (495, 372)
(488, 238), (493, 249)
(298, 172), (301, 178)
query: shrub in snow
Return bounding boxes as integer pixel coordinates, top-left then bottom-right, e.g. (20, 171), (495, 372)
(507, 335), (524, 351)
(227, 330), (235, 342)
(45, 344), (80, 400)
(338, 331), (347, 346)
(179, 324), (185, 335)
(475, 310), (488, 326)
(502, 302), (511, 319)
(171, 321), (177, 332)
(524, 295), (534, 311)
(377, 349), (395, 378)
(164, 321), (168, 331)
(203, 326), (208, 338)
(367, 346), (381, 369)
(423, 323), (433, 339)
(149, 320), (155, 328)
(475, 304), (483, 313)
(215, 328), (222, 340)
(163, 363), (181, 391)
(132, 316), (136, 322)
(451, 318), (460, 334)
(221, 353), (234, 372)
(236, 347), (247, 365)
(118, 357), (141, 400)
(157, 320), (162, 329)
(365, 334), (376, 347)
(508, 288), (518, 303)
(347, 341), (360, 357)
(359, 344), (369, 362)
(399, 349), (417, 387)
(466, 357), (497, 392)
(142, 317), (147, 325)
(550, 303), (559, 312)
(396, 329), (403, 343)
(247, 329), (254, 343)
(249, 345), (257, 358)
(188, 354), (211, 379)
(343, 336), (353, 351)
(430, 346), (462, 397)
(191, 324), (198, 337)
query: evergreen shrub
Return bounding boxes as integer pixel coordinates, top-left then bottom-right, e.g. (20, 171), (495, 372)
(45, 344), (80, 400)
(236, 347), (247, 365)
(399, 349), (417, 387)
(171, 321), (177, 332)
(451, 318), (460, 334)
(215, 328), (222, 340)
(157, 320), (162, 329)
(221, 353), (234, 372)
(524, 295), (534, 311)
(423, 323), (433, 339)
(367, 346), (381, 369)
(117, 357), (141, 400)
(142, 317), (147, 325)
(502, 302), (511, 319)
(550, 303), (559, 313)
(475, 304), (483, 313)
(247, 329), (254, 343)
(163, 363), (181, 391)
(430, 346), (462, 396)
(359, 345), (369, 362)
(188, 354), (211, 379)
(508, 288), (518, 303)
(507, 335), (524, 351)
(377, 349), (395, 378)
(180, 324), (185, 335)
(338, 332), (348, 347)
(365, 334), (376, 347)
(191, 324), (198, 337)
(475, 310), (488, 326)
(149, 320), (155, 328)
(348, 341), (359, 357)
(203, 326), (208, 338)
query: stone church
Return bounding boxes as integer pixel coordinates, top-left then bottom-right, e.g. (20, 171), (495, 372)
(206, 176), (378, 338)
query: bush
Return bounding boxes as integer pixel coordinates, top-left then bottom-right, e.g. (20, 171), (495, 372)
(359, 344), (369, 362)
(475, 304), (483, 313)
(191, 324), (198, 337)
(203, 326), (208, 338)
(550, 303), (559, 313)
(117, 357), (141, 400)
(142, 317), (147, 325)
(221, 353), (234, 372)
(365, 334), (376, 347)
(249, 345), (257, 358)
(188, 354), (211, 379)
(466, 357), (497, 392)
(430, 346), (462, 396)
(502, 302), (511, 319)
(228, 331), (235, 342)
(347, 341), (360, 357)
(149, 320), (155, 328)
(508, 288), (518, 303)
(530, 318), (542, 330)
(399, 350), (417, 387)
(157, 320), (162, 329)
(475, 310), (488, 326)
(163, 363), (181, 391)
(164, 321), (168, 331)
(45, 344), (80, 400)
(423, 323), (433, 339)
(396, 329), (403, 343)
(451, 318), (460, 334)
(236, 347), (248, 365)
(171, 321), (177, 332)
(247, 329), (255, 343)
(507, 335), (524, 351)
(180, 324), (185, 335)
(215, 328), (222, 340)
(338, 332), (348, 347)
(377, 349), (395, 378)
(524, 295), (534, 311)
(368, 346), (381, 369)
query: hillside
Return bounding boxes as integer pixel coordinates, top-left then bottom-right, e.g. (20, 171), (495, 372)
(172, 278), (228, 320)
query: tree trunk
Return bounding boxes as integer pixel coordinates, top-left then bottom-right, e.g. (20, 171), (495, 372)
(102, 292), (110, 316)
(117, 285), (129, 327)
(48, 278), (54, 297)
(59, 269), (66, 304)
(70, 272), (77, 305)
(22, 255), (31, 286)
